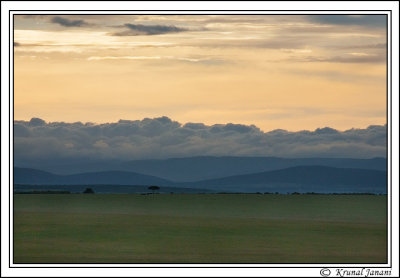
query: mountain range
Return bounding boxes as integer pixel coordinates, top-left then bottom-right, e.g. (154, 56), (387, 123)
(15, 156), (386, 182)
(14, 157), (387, 194)
(14, 167), (171, 186)
(180, 165), (387, 193)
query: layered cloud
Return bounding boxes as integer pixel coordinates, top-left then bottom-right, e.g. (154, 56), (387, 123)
(308, 15), (386, 28)
(14, 15), (387, 58)
(86, 55), (225, 65)
(14, 117), (387, 163)
(51, 16), (89, 27)
(292, 52), (386, 64)
(113, 23), (187, 36)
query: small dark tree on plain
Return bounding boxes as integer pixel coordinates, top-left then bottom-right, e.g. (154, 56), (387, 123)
(148, 185), (160, 195)
(83, 187), (95, 194)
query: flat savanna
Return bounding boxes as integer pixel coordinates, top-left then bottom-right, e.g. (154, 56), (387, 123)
(14, 194), (387, 263)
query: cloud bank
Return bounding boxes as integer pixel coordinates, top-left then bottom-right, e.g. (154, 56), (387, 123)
(14, 117), (387, 163)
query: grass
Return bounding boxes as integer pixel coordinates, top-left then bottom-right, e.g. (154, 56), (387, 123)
(13, 194), (387, 264)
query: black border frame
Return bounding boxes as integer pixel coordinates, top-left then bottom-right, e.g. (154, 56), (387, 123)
(8, 10), (393, 269)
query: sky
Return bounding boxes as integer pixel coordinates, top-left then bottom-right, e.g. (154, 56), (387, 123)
(13, 14), (387, 132)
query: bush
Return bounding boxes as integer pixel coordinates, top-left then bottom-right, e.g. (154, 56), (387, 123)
(83, 188), (95, 194)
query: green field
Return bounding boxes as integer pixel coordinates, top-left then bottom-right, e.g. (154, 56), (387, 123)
(14, 194), (387, 264)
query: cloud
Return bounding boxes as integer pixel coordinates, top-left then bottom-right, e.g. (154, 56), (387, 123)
(51, 16), (88, 27)
(93, 140), (109, 148)
(28, 117), (46, 126)
(88, 56), (161, 61)
(335, 43), (386, 50)
(14, 42), (21, 47)
(87, 55), (226, 65)
(113, 23), (187, 36)
(287, 68), (385, 84)
(13, 117), (387, 164)
(186, 37), (309, 50)
(308, 15), (387, 28)
(292, 52), (386, 64)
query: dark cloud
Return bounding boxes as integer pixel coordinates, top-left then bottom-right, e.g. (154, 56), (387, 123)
(14, 42), (20, 47)
(183, 123), (207, 130)
(308, 15), (387, 28)
(51, 16), (88, 27)
(13, 117), (386, 163)
(28, 117), (46, 126)
(113, 23), (187, 36)
(14, 124), (31, 137)
(314, 127), (340, 135)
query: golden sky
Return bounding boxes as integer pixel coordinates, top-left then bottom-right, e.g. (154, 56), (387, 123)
(13, 14), (387, 131)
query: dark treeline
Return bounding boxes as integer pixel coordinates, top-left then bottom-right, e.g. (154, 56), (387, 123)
(14, 191), (385, 195)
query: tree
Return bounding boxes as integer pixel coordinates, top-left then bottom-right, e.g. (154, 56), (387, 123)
(83, 187), (95, 194)
(148, 185), (160, 195)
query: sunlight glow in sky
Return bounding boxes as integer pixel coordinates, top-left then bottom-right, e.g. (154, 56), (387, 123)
(14, 14), (387, 131)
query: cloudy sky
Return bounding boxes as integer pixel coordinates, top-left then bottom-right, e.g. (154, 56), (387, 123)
(14, 14), (387, 132)
(14, 117), (386, 161)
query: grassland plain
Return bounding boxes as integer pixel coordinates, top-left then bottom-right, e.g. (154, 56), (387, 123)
(13, 194), (387, 264)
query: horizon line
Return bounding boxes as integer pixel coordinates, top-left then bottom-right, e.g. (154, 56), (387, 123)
(13, 116), (388, 134)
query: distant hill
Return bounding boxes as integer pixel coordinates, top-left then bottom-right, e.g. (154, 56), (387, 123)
(14, 165), (387, 194)
(16, 156), (387, 182)
(14, 167), (172, 186)
(119, 157), (387, 181)
(181, 166), (387, 194)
